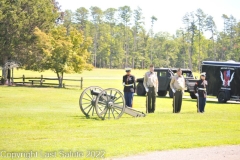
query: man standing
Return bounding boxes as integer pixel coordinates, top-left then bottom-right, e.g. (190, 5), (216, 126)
(123, 68), (136, 108)
(194, 72), (208, 113)
(143, 64), (158, 113)
(170, 68), (185, 113)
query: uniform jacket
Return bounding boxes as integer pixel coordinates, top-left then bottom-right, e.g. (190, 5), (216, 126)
(123, 74), (136, 92)
(170, 75), (185, 93)
(194, 79), (208, 98)
(143, 71), (158, 93)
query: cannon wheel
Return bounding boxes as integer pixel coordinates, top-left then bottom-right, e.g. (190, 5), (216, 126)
(95, 88), (126, 120)
(79, 86), (103, 117)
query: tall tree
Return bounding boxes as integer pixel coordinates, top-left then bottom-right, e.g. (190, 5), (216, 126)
(118, 6), (132, 68)
(132, 7), (144, 68)
(33, 26), (93, 87)
(195, 8), (207, 71)
(90, 6), (103, 67)
(220, 14), (237, 60)
(0, 0), (58, 82)
(75, 7), (89, 35)
(150, 16), (157, 64)
(234, 22), (240, 61)
(206, 15), (217, 60)
(183, 12), (195, 70)
(176, 29), (188, 68)
(104, 8), (117, 68)
(63, 10), (74, 35)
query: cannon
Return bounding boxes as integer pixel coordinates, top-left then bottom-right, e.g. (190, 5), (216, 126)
(79, 86), (146, 120)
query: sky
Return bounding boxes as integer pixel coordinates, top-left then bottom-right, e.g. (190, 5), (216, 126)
(57, 0), (240, 35)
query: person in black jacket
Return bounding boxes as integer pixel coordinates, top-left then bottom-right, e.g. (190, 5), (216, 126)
(194, 72), (208, 113)
(123, 68), (136, 108)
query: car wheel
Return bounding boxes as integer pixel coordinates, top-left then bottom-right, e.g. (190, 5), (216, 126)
(218, 92), (227, 103)
(190, 92), (197, 99)
(136, 83), (146, 96)
(157, 91), (167, 97)
(169, 88), (173, 98)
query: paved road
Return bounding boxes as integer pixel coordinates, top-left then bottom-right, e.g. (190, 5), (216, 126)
(111, 145), (240, 160)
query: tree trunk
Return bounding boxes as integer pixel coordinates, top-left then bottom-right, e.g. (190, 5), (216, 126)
(189, 31), (194, 70)
(109, 53), (112, 69)
(56, 71), (63, 88)
(188, 45), (193, 70)
(198, 30), (201, 73)
(132, 58), (135, 69)
(1, 56), (8, 84)
(94, 33), (97, 67)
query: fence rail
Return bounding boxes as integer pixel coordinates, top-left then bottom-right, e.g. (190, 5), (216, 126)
(4, 75), (83, 89)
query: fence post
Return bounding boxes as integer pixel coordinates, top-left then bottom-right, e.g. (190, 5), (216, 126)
(11, 68), (14, 85)
(40, 75), (43, 86)
(80, 77), (83, 89)
(23, 74), (25, 85)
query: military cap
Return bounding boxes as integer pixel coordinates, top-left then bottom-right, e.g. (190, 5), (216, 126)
(200, 72), (206, 76)
(125, 67), (131, 72)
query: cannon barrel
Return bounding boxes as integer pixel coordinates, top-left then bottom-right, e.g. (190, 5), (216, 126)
(91, 90), (116, 100)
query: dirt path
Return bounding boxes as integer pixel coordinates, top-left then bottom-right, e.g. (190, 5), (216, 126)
(111, 145), (240, 160)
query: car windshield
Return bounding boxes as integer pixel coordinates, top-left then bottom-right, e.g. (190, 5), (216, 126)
(182, 71), (193, 77)
(172, 71), (193, 78)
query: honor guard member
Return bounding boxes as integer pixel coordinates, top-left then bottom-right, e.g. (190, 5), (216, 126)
(170, 68), (185, 113)
(143, 64), (158, 113)
(122, 68), (136, 108)
(194, 72), (208, 113)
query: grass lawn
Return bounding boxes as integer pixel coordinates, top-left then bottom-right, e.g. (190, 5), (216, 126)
(0, 69), (239, 159)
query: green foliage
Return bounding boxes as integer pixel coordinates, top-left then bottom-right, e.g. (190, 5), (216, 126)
(1, 2), (240, 75)
(33, 26), (93, 86)
(58, 6), (240, 71)
(0, 0), (58, 59)
(0, 0), (58, 80)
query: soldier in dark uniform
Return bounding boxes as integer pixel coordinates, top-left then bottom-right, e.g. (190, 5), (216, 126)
(123, 68), (136, 108)
(194, 72), (208, 113)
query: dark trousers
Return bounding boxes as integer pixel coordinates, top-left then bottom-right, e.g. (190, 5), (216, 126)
(197, 97), (206, 112)
(173, 90), (182, 113)
(124, 92), (134, 107)
(147, 87), (156, 113)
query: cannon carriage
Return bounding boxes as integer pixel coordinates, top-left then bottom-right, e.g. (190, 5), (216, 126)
(79, 86), (146, 120)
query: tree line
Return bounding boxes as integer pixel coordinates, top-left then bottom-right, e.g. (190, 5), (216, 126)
(1, 0), (240, 84)
(62, 6), (240, 70)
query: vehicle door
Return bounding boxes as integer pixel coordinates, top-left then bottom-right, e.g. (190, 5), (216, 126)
(157, 70), (168, 91)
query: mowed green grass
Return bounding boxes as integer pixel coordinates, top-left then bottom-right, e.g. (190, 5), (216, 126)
(0, 69), (239, 159)
(12, 69), (147, 88)
(12, 68), (200, 89)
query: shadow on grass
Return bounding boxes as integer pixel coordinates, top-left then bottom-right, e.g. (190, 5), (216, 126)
(70, 114), (142, 121)
(70, 115), (102, 121)
(183, 98), (240, 104)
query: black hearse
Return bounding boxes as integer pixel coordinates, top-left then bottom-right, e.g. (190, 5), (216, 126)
(201, 60), (240, 103)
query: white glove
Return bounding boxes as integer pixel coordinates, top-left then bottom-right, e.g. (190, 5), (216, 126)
(172, 89), (176, 93)
(122, 82), (125, 86)
(146, 88), (149, 92)
(195, 93), (198, 97)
